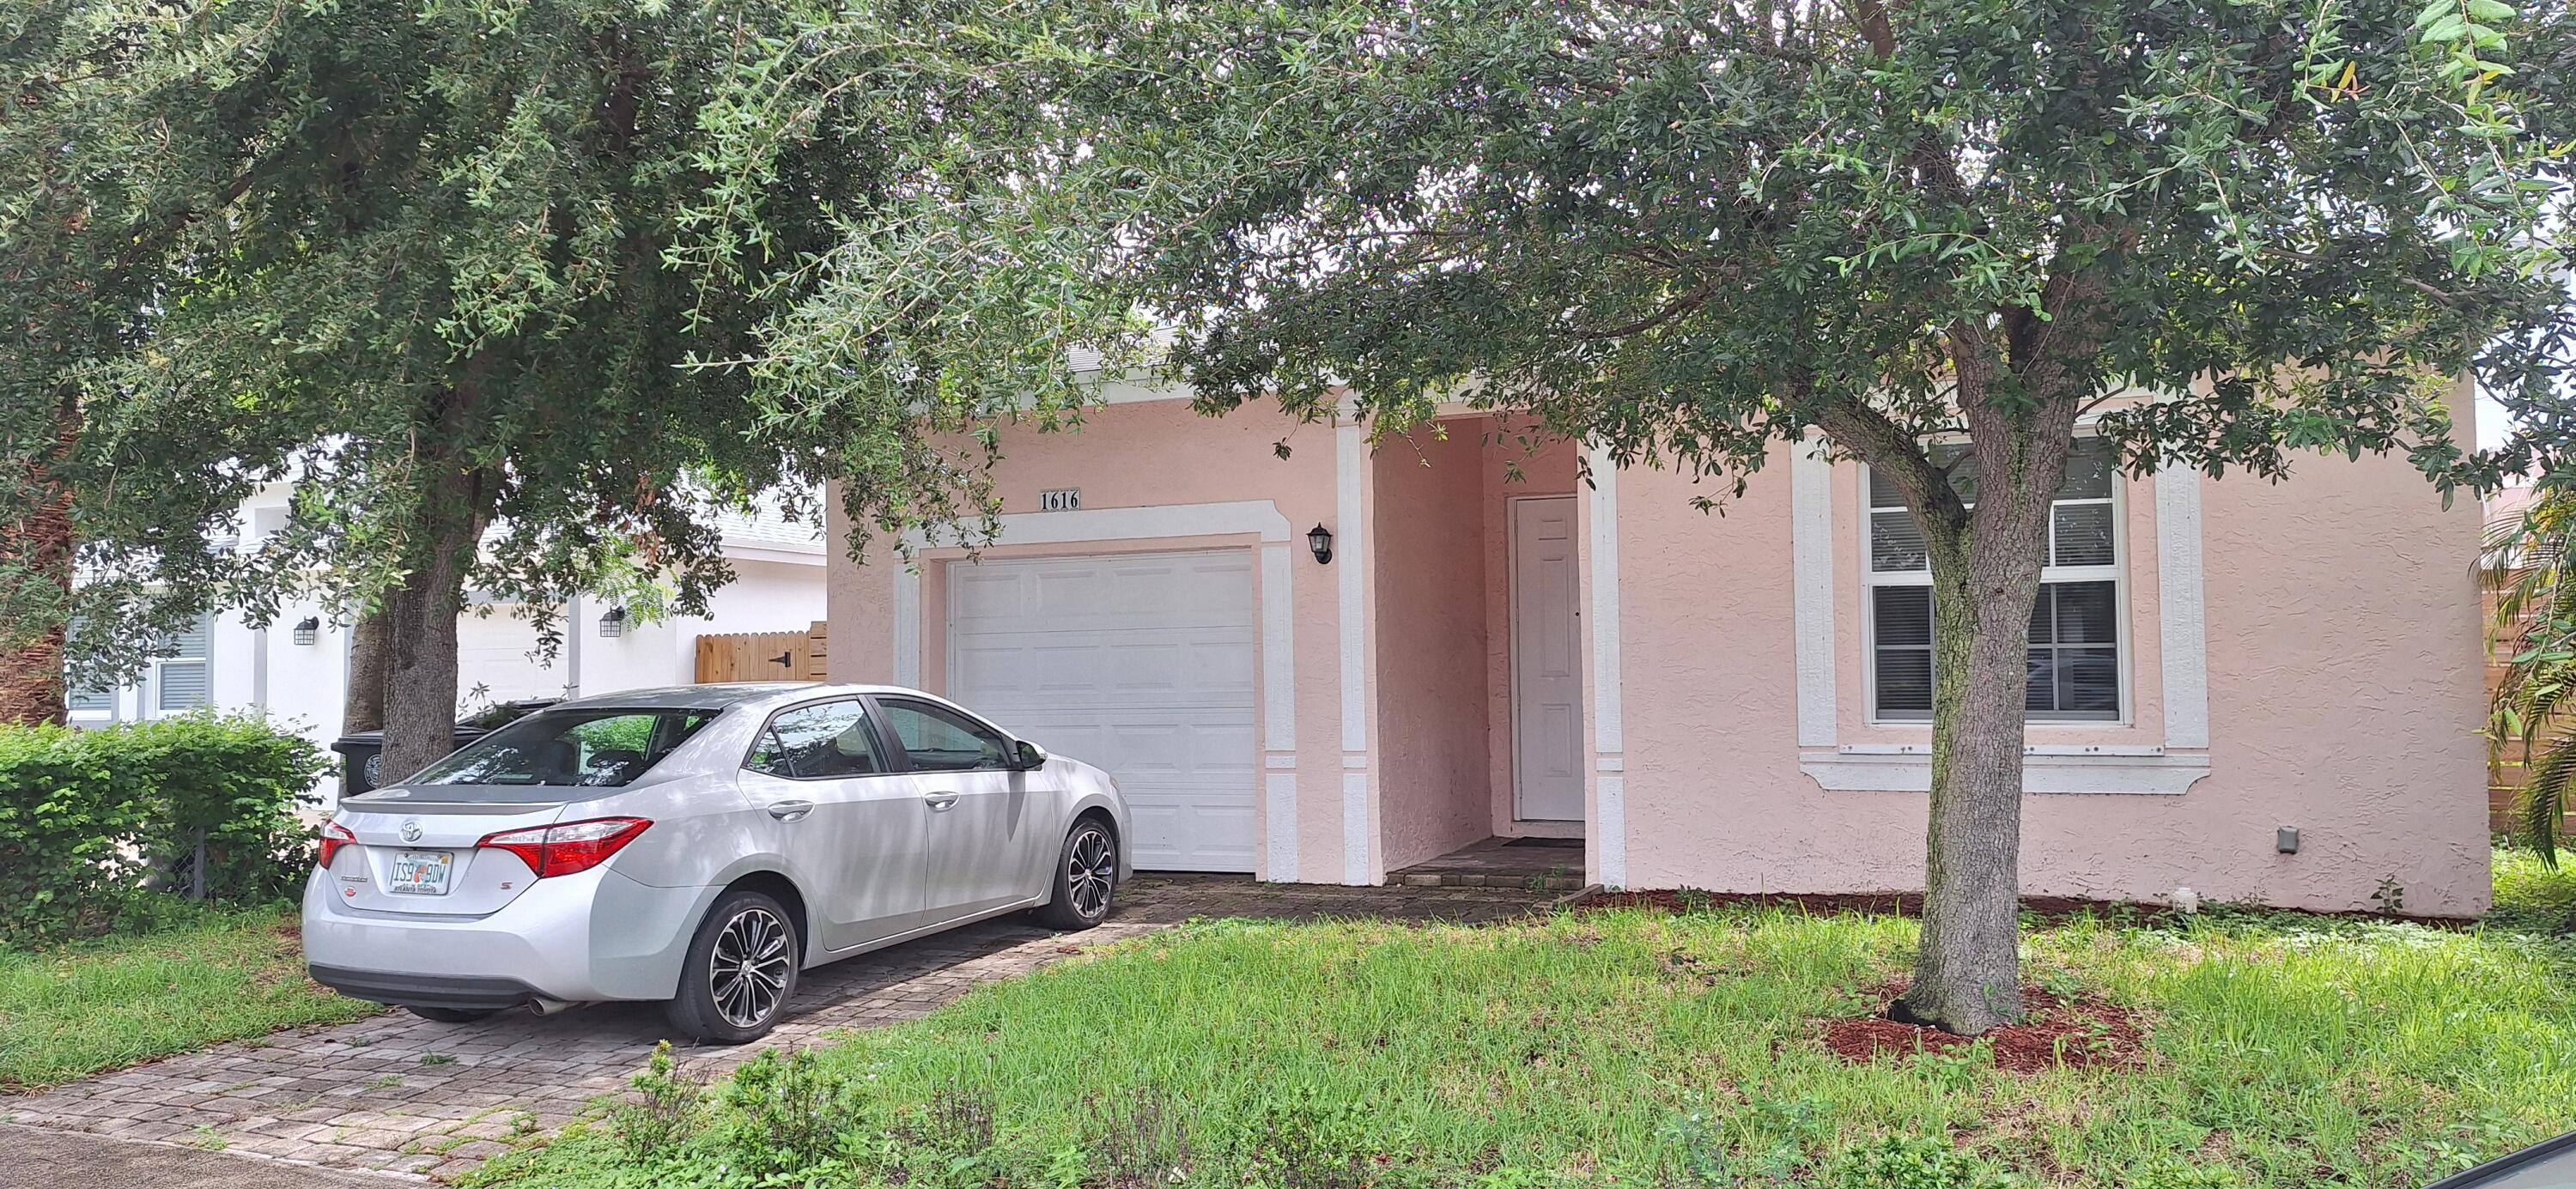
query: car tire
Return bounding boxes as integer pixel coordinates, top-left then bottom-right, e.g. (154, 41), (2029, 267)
(665, 889), (801, 1045)
(405, 1006), (498, 1024)
(1033, 817), (1118, 931)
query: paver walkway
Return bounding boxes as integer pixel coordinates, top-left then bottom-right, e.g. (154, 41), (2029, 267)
(3, 876), (1556, 1182)
(0, 1123), (404, 1189)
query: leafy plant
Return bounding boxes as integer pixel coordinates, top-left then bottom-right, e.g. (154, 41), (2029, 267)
(1229, 1085), (1388, 1189)
(0, 714), (326, 943)
(714, 1047), (863, 1180)
(611, 1041), (703, 1163)
(1826, 1134), (2026, 1189)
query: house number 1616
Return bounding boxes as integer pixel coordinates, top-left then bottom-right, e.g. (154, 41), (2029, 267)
(1038, 488), (1081, 512)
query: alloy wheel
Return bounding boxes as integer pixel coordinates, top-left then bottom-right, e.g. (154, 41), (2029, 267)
(709, 906), (793, 1028)
(1067, 826), (1115, 919)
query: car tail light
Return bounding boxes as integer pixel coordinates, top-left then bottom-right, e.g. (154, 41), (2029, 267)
(317, 822), (355, 869)
(476, 817), (653, 878)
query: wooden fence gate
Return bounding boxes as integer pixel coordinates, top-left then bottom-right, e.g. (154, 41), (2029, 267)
(696, 621), (829, 683)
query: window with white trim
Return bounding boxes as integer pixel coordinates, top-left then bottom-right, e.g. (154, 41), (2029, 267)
(155, 617), (212, 712)
(1864, 440), (2123, 722)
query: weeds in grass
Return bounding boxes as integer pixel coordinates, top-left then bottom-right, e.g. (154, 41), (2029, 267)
(1080, 1087), (1193, 1188)
(714, 1047), (860, 1180)
(1827, 1134), (2020, 1189)
(611, 1041), (702, 1162)
(1230, 1086), (1381, 1189)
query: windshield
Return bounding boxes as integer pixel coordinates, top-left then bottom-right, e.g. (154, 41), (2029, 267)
(408, 707), (721, 787)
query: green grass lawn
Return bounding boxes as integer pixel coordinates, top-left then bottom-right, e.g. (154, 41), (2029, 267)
(477, 859), (2576, 1189)
(2491, 846), (2576, 935)
(0, 904), (380, 1091)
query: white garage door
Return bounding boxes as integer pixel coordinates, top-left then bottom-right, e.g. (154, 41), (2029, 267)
(946, 550), (1259, 872)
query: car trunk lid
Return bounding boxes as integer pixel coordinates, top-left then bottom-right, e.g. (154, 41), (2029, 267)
(321, 788), (574, 917)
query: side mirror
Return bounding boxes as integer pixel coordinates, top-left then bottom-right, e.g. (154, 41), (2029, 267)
(1012, 740), (1048, 770)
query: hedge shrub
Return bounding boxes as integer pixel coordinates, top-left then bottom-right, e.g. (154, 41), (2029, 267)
(0, 714), (328, 944)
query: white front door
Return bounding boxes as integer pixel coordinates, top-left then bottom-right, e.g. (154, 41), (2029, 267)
(945, 549), (1260, 872)
(1511, 498), (1585, 822)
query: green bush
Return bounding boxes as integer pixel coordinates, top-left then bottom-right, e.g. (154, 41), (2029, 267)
(0, 714), (328, 944)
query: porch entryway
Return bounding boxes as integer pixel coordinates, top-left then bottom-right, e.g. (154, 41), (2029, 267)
(1391, 836), (1589, 890)
(1368, 418), (1590, 877)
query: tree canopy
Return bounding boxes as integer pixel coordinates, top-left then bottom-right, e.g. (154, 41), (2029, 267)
(0, 0), (1108, 766)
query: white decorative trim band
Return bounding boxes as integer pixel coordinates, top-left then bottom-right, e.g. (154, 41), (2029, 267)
(1336, 418), (1372, 884)
(1260, 543), (1297, 752)
(1585, 446), (1625, 755)
(1584, 446), (1628, 894)
(905, 500), (1291, 550)
(1788, 432), (2215, 791)
(1341, 771), (1371, 885)
(1336, 422), (1370, 755)
(892, 567), (922, 688)
(1267, 773), (1299, 879)
(1789, 434), (1839, 747)
(1596, 775), (1628, 889)
(1797, 750), (2212, 795)
(1265, 754), (1300, 769)
(2154, 467), (2212, 750)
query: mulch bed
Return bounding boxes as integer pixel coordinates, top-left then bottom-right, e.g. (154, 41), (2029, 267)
(1580, 888), (2472, 928)
(1583, 889), (2171, 925)
(1818, 983), (2148, 1074)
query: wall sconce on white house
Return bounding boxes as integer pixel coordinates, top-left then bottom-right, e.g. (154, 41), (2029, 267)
(1307, 523), (1334, 565)
(291, 617), (320, 646)
(598, 608), (628, 639)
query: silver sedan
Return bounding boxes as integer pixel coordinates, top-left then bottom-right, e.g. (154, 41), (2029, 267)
(303, 683), (1130, 1042)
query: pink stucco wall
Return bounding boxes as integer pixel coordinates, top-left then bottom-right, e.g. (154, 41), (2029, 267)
(1611, 434), (2491, 916)
(1370, 427), (1495, 871)
(823, 391), (2491, 913)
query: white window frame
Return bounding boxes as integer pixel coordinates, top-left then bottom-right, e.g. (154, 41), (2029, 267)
(149, 616), (215, 716)
(1859, 439), (2132, 727)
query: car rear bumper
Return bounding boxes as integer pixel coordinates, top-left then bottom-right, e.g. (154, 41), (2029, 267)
(301, 864), (719, 1004)
(307, 966), (549, 1011)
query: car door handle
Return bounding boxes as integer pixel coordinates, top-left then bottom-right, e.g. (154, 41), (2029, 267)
(766, 799), (814, 822)
(923, 792), (959, 811)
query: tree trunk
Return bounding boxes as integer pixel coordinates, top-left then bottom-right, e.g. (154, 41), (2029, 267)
(342, 609), (390, 735)
(0, 393), (77, 726)
(1892, 420), (2075, 1036)
(378, 463), (491, 782)
(0, 616), (68, 727)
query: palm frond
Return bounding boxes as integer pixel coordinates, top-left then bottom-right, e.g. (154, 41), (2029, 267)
(2518, 733), (2575, 866)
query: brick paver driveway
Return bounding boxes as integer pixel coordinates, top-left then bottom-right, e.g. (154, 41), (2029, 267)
(3, 876), (1558, 1181)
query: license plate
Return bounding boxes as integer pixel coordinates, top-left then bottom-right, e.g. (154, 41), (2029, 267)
(387, 851), (453, 896)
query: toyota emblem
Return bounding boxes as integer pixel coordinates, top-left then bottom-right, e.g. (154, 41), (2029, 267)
(398, 820), (423, 844)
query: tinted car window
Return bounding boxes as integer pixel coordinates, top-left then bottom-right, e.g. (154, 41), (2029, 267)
(748, 701), (888, 780)
(410, 709), (717, 787)
(878, 700), (1011, 772)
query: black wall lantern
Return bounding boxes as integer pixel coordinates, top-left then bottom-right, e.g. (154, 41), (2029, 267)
(291, 616), (320, 646)
(598, 607), (628, 639)
(1307, 523), (1334, 565)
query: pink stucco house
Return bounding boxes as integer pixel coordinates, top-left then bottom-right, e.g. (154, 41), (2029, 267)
(824, 386), (2492, 917)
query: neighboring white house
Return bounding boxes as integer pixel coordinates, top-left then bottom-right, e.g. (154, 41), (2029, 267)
(69, 482), (827, 805)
